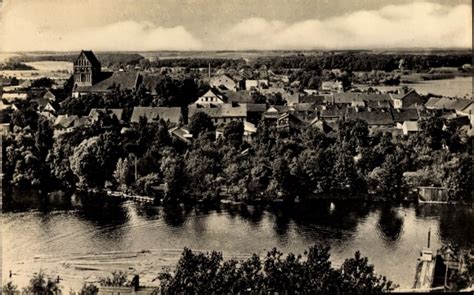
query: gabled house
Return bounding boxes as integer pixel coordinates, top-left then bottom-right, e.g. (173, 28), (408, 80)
(309, 118), (334, 134)
(43, 89), (56, 101)
(390, 89), (423, 109)
(169, 126), (193, 144)
(318, 105), (347, 122)
(195, 88), (226, 105)
(246, 103), (267, 125)
(73, 50), (102, 87)
(263, 105), (289, 122)
(210, 74), (241, 91)
(245, 79), (268, 91)
(73, 71), (142, 97)
(277, 113), (304, 134)
(89, 108), (125, 124)
(188, 103), (247, 124)
(1, 92), (28, 102)
(54, 115), (89, 133)
(321, 81), (344, 93)
(402, 121), (419, 135)
(130, 107), (182, 124)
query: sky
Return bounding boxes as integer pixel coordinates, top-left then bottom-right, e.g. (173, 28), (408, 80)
(0, 0), (472, 51)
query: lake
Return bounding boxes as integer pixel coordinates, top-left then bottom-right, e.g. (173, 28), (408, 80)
(1, 192), (473, 291)
(356, 76), (472, 98)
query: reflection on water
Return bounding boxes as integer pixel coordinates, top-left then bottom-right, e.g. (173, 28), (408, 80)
(2, 190), (473, 290)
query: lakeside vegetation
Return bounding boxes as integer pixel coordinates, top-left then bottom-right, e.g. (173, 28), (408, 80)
(4, 244), (473, 294)
(1, 245), (397, 294)
(3, 95), (472, 204)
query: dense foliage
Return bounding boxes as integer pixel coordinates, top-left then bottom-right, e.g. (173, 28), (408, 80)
(4, 97), (472, 204)
(253, 53), (472, 72)
(158, 245), (396, 294)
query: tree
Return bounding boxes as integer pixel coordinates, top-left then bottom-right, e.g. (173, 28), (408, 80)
(223, 120), (244, 148)
(158, 245), (396, 294)
(99, 271), (128, 287)
(161, 151), (186, 202)
(80, 283), (99, 295)
(446, 153), (473, 202)
(25, 271), (61, 295)
(70, 132), (121, 189)
(188, 112), (215, 138)
(2, 281), (18, 295)
(339, 251), (396, 293)
(113, 158), (132, 190)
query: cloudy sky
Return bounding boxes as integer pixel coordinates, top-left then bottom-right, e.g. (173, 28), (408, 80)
(0, 0), (471, 51)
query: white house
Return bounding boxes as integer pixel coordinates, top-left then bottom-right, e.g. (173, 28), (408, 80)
(195, 88), (226, 105)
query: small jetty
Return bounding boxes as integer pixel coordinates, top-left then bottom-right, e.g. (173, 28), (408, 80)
(106, 191), (155, 204)
(410, 229), (468, 293)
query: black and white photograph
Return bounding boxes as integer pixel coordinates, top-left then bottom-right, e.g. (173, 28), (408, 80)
(0, 0), (473, 293)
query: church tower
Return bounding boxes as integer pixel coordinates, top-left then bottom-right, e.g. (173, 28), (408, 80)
(73, 50), (101, 87)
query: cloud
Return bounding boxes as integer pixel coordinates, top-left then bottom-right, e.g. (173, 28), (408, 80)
(1, 19), (202, 52)
(218, 2), (472, 50)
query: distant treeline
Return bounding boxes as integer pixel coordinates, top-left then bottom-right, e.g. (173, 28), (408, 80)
(148, 58), (246, 69)
(0, 62), (36, 71)
(9, 53), (144, 66)
(252, 53), (472, 72)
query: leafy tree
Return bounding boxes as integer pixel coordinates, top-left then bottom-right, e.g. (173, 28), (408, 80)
(188, 112), (215, 138)
(79, 283), (99, 295)
(99, 271), (128, 287)
(113, 158), (132, 190)
(339, 251), (396, 293)
(222, 120), (244, 148)
(161, 151), (186, 202)
(2, 281), (18, 295)
(25, 271), (61, 295)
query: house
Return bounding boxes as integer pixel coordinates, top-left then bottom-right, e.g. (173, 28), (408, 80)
(308, 118), (334, 134)
(130, 107), (182, 124)
(1, 92), (28, 102)
(210, 74), (240, 91)
(390, 89), (423, 109)
(263, 105), (290, 122)
(169, 126), (193, 144)
(221, 90), (253, 104)
(345, 107), (394, 130)
(303, 89), (318, 95)
(424, 97), (442, 109)
(459, 103), (474, 125)
(318, 105), (347, 122)
(402, 121), (419, 135)
(195, 88), (226, 105)
(321, 81), (343, 93)
(299, 94), (325, 105)
(246, 103), (267, 125)
(293, 103), (317, 121)
(42, 89), (56, 101)
(391, 108), (419, 124)
(89, 108), (125, 123)
(54, 115), (89, 132)
(33, 98), (57, 113)
(277, 113), (305, 133)
(243, 121), (257, 141)
(189, 103), (247, 124)
(215, 121), (257, 142)
(327, 93), (392, 105)
(451, 99), (473, 116)
(245, 79), (268, 90)
(73, 71), (141, 97)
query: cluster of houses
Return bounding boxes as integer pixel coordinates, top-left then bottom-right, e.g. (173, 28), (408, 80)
(1, 50), (473, 140)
